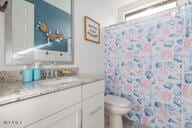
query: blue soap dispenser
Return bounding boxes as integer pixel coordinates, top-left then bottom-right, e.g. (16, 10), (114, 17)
(33, 63), (42, 81)
(22, 65), (33, 83)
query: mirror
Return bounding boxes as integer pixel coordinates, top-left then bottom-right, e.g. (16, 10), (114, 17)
(5, 0), (73, 65)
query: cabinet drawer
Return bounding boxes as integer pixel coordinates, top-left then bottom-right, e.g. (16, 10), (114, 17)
(82, 80), (105, 100)
(0, 86), (81, 128)
(83, 93), (104, 128)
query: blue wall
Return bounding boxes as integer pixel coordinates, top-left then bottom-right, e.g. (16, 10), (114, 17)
(26, 0), (71, 52)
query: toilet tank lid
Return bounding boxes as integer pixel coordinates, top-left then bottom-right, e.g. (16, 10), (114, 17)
(104, 95), (131, 108)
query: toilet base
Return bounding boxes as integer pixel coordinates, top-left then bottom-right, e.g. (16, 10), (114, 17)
(109, 114), (123, 128)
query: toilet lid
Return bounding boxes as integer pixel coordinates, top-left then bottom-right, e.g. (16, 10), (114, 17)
(104, 95), (131, 108)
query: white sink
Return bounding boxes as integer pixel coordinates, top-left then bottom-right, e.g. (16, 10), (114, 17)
(40, 77), (79, 86)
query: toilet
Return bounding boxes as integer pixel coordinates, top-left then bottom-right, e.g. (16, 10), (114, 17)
(104, 95), (131, 128)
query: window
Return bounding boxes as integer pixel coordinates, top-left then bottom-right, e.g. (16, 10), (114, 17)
(125, 0), (177, 21)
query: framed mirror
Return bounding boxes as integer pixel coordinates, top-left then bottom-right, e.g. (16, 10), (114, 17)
(5, 0), (74, 65)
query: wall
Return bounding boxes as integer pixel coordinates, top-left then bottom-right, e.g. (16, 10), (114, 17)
(178, 0), (188, 6)
(73, 0), (117, 75)
(0, 12), (5, 69)
(0, 0), (118, 75)
(44, 0), (71, 14)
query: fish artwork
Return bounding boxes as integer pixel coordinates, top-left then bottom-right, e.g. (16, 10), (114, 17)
(36, 21), (65, 43)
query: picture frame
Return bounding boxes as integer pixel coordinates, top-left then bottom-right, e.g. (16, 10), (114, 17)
(84, 16), (100, 44)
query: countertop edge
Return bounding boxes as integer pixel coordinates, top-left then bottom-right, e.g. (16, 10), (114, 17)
(0, 76), (105, 106)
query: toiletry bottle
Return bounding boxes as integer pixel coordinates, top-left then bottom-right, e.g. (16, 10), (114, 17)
(22, 65), (33, 83)
(33, 63), (42, 81)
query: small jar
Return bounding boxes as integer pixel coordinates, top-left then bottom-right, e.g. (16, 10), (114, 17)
(22, 65), (33, 83)
(33, 63), (42, 81)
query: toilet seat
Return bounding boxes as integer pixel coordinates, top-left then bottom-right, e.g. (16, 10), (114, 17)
(105, 95), (131, 108)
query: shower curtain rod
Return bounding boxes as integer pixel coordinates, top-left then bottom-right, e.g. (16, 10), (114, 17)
(102, 1), (192, 30)
(102, 21), (126, 29)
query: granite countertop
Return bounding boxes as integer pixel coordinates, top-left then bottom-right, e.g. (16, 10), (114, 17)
(0, 75), (104, 106)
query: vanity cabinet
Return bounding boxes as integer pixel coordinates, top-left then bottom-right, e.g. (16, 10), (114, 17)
(0, 86), (81, 128)
(82, 80), (105, 128)
(0, 79), (105, 128)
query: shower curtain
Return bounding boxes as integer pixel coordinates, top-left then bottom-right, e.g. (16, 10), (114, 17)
(104, 5), (192, 128)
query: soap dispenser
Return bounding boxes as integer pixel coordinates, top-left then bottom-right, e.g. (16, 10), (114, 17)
(33, 63), (42, 81)
(22, 65), (33, 83)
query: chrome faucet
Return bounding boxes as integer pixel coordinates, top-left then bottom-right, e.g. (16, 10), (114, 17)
(44, 61), (58, 79)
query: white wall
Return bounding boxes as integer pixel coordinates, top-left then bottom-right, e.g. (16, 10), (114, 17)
(44, 0), (71, 14)
(73, 0), (117, 75)
(0, 0), (118, 75)
(0, 12), (5, 68)
(0, 12), (11, 70)
(178, 0), (188, 6)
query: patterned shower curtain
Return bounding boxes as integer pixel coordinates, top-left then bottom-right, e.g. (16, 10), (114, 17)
(104, 6), (192, 128)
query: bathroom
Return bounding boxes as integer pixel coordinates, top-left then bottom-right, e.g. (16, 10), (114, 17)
(0, 0), (192, 128)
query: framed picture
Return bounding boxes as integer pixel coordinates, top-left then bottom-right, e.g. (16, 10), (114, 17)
(84, 16), (100, 44)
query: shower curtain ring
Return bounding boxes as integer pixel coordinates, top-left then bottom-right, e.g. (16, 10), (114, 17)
(185, 3), (188, 8)
(178, 6), (181, 11)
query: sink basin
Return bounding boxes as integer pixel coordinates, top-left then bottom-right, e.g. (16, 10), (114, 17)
(40, 77), (79, 86)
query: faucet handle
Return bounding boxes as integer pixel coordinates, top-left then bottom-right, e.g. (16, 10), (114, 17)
(60, 70), (73, 76)
(42, 70), (50, 80)
(55, 70), (58, 78)
(45, 70), (50, 79)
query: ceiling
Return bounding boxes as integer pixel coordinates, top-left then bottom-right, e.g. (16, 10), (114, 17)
(107, 0), (138, 8)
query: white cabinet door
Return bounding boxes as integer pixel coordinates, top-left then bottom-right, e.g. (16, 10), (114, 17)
(82, 80), (105, 100)
(83, 93), (104, 128)
(26, 103), (81, 128)
(0, 86), (81, 128)
(88, 119), (104, 128)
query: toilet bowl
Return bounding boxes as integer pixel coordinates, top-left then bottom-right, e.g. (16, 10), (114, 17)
(104, 95), (131, 128)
